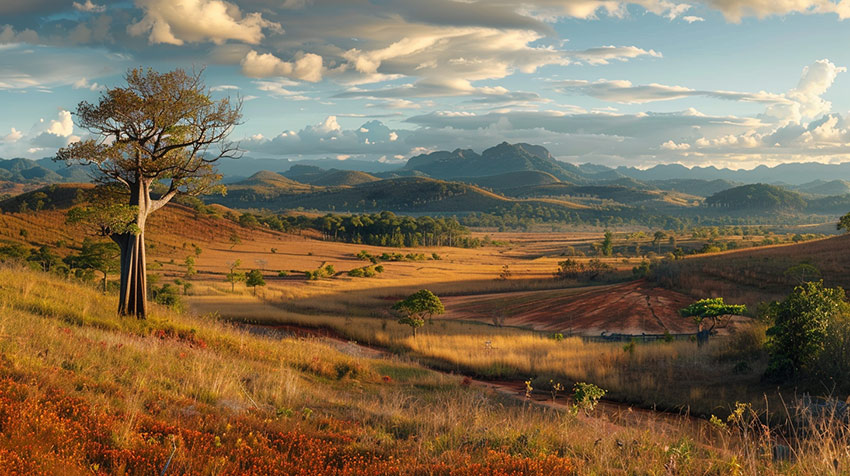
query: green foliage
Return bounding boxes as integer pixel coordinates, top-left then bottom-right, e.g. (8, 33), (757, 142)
(392, 289), (445, 337)
(284, 211), (471, 248)
(239, 213), (259, 228)
(680, 298), (747, 321)
(600, 230), (613, 257)
(63, 239), (120, 291)
(150, 283), (182, 311)
(245, 269), (266, 295)
(571, 382), (606, 413)
(838, 211), (850, 232)
(27, 245), (61, 272)
(306, 264), (337, 280)
(783, 263), (821, 284)
(555, 258), (612, 282)
(764, 281), (850, 381)
(347, 265), (384, 278)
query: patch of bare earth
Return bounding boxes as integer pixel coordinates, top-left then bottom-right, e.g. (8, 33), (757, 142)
(441, 280), (725, 336)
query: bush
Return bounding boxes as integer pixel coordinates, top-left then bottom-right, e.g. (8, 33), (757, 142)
(572, 382), (606, 413)
(764, 281), (850, 382)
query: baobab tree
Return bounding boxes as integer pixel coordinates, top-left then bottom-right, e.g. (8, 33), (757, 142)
(57, 68), (242, 318)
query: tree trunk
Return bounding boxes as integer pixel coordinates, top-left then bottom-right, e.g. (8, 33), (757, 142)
(116, 232), (147, 318)
(101, 271), (108, 294)
(114, 179), (151, 319)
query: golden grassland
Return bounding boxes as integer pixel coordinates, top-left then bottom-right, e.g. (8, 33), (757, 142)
(192, 295), (771, 417)
(3, 265), (850, 475)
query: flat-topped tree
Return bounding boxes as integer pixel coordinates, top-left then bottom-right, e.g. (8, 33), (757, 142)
(56, 68), (242, 318)
(393, 289), (445, 337)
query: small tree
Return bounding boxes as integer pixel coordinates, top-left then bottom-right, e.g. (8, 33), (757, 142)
(225, 259), (245, 292)
(838, 211), (850, 233)
(229, 232), (242, 249)
(601, 230), (613, 257)
(765, 281), (849, 381)
(392, 289), (445, 337)
(652, 231), (666, 253)
(184, 255), (197, 280)
(64, 239), (120, 293)
(680, 298), (747, 347)
(27, 245), (61, 272)
(783, 263), (821, 284)
(245, 269), (266, 296)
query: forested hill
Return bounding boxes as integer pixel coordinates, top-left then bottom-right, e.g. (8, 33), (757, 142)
(704, 184), (807, 211)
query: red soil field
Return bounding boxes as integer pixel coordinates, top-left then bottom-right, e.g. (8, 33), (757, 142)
(441, 280), (735, 336)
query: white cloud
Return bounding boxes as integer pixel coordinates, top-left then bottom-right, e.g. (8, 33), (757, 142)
(73, 0), (106, 13)
(568, 45), (662, 65)
(241, 50), (323, 82)
(1, 128), (22, 143)
(73, 77), (101, 91)
(559, 79), (790, 104)
(44, 110), (74, 137)
(210, 84), (239, 91)
(128, 0), (281, 45)
(660, 140), (690, 150)
(682, 15), (705, 22)
(701, 0), (850, 22)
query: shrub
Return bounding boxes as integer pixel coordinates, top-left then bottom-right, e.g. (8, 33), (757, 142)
(572, 382), (606, 413)
(764, 281), (850, 382)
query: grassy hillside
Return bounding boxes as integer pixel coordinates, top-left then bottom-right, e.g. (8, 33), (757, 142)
(4, 264), (850, 474)
(654, 233), (850, 307)
(462, 171), (562, 191)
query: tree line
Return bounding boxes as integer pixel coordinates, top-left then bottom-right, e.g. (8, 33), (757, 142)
(239, 211), (479, 248)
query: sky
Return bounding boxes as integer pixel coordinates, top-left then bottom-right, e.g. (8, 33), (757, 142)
(3, 1), (850, 169)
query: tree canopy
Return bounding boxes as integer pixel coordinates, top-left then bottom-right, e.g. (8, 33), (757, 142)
(392, 289), (445, 337)
(765, 281), (850, 381)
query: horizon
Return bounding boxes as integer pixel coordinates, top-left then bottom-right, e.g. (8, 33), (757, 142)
(3, 1), (850, 170)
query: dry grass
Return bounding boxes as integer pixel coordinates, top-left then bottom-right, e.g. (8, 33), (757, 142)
(3, 265), (850, 474)
(196, 294), (772, 416)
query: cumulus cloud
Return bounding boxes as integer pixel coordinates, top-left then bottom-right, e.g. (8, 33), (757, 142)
(660, 140), (690, 150)
(767, 59), (848, 122)
(1, 128), (22, 143)
(241, 50), (323, 82)
(682, 15), (705, 22)
(73, 0), (106, 13)
(128, 0), (281, 45)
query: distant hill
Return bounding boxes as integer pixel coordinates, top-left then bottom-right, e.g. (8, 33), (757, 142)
(283, 165), (379, 186)
(618, 162), (850, 186)
(648, 179), (740, 197)
(462, 171), (561, 191)
(794, 179), (850, 197)
(210, 176), (518, 213)
(403, 142), (585, 183)
(226, 171), (313, 198)
(0, 183), (92, 213)
(704, 184), (807, 211)
(0, 157), (90, 185)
